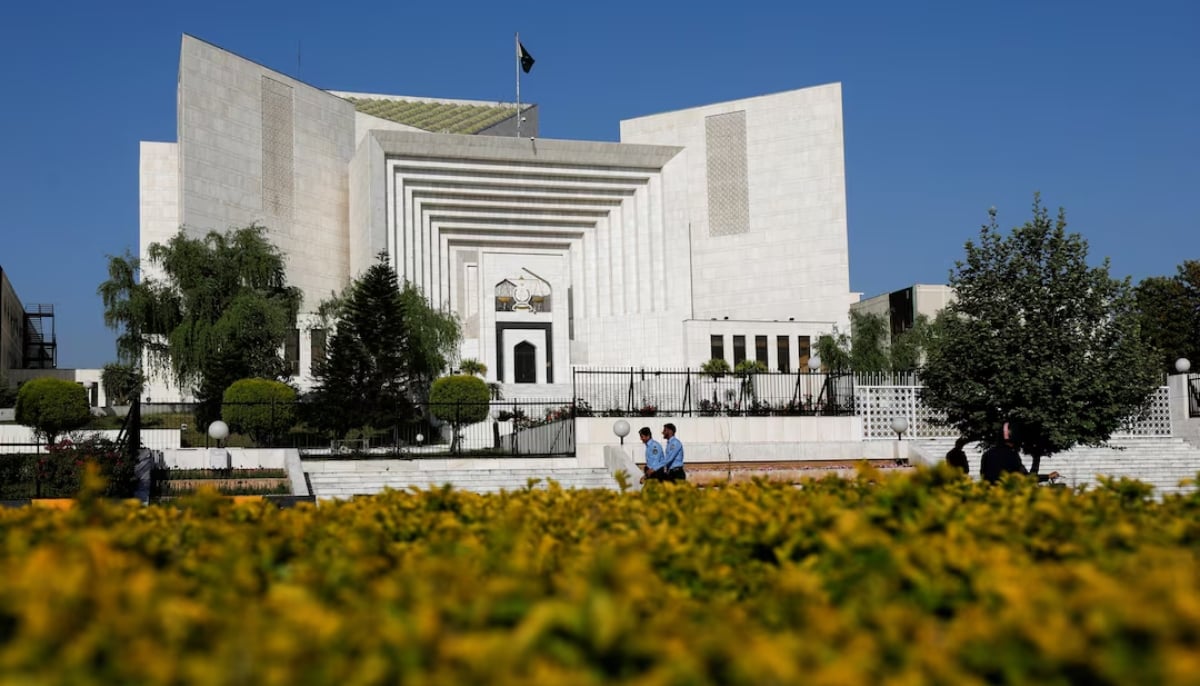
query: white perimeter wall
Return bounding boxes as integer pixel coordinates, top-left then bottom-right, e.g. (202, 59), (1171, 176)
(575, 415), (875, 467)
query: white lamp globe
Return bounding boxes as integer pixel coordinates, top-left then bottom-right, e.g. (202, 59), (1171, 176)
(1176, 358), (1191, 373)
(208, 421), (230, 441)
(612, 419), (630, 440)
(808, 356), (821, 372)
(890, 417), (909, 437)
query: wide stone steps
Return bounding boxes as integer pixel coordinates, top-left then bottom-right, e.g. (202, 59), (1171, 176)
(308, 467), (619, 499)
(913, 438), (1200, 495)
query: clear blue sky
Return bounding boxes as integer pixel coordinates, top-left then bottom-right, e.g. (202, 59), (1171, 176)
(1, 0), (1196, 369)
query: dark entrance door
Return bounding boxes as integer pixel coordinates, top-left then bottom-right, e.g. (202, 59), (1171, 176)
(514, 341), (536, 383)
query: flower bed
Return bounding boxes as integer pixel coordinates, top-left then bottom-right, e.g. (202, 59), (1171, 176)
(150, 467), (291, 498)
(0, 467), (1195, 682)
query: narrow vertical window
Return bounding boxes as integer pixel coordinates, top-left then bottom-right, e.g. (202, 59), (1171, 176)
(755, 336), (768, 367)
(798, 335), (812, 371)
(710, 334), (725, 362)
(284, 328), (300, 376)
(777, 336), (790, 372)
(310, 328), (326, 368)
(733, 335), (746, 366)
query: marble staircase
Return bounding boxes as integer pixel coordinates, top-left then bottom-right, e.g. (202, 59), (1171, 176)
(912, 437), (1200, 496)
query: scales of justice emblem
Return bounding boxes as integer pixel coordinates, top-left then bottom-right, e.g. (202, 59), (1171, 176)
(511, 282), (533, 311)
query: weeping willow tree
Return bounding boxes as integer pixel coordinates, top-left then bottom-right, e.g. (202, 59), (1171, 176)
(97, 249), (174, 403)
(99, 225), (301, 424)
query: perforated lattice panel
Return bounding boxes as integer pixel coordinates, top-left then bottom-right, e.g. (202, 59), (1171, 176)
(705, 111), (749, 237)
(858, 385), (1173, 441)
(1113, 386), (1173, 438)
(261, 77), (294, 220)
(858, 386), (957, 440)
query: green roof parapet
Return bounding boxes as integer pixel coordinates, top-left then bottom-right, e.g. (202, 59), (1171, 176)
(345, 97), (525, 135)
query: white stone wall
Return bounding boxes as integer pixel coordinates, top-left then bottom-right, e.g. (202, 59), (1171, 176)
(138, 142), (178, 283)
(575, 415), (866, 467)
(352, 111), (422, 147)
(620, 84), (852, 327)
(175, 35), (357, 312)
(348, 133), (387, 280)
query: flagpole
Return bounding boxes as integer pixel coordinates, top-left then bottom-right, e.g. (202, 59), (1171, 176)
(515, 32), (521, 138)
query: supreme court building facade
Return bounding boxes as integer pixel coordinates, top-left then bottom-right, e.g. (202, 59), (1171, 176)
(140, 36), (856, 400)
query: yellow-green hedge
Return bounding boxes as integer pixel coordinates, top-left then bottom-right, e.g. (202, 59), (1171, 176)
(0, 467), (1197, 684)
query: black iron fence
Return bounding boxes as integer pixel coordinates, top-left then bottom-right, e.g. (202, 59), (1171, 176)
(571, 368), (856, 417)
(1189, 374), (1200, 418)
(97, 399), (578, 458)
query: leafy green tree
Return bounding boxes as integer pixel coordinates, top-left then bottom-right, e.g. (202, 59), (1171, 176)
(849, 312), (890, 373)
(15, 377), (90, 445)
(459, 359), (487, 377)
(101, 363), (142, 406)
(429, 375), (490, 453)
(221, 378), (297, 446)
(123, 225), (302, 425)
(398, 280), (463, 393)
(97, 250), (172, 368)
(921, 196), (1159, 474)
(1136, 260), (1200, 373)
(307, 255), (461, 438)
(700, 358), (731, 378)
(890, 314), (936, 373)
(733, 359), (767, 375)
(815, 329), (851, 372)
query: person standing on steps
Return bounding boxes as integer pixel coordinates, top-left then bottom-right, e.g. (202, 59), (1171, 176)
(980, 421), (1059, 485)
(946, 436), (970, 475)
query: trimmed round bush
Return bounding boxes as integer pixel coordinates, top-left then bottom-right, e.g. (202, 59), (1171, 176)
(15, 377), (90, 444)
(429, 375), (490, 427)
(221, 378), (297, 446)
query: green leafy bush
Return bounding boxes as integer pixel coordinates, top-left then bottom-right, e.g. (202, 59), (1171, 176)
(734, 359), (767, 375)
(15, 377), (90, 444)
(700, 358), (731, 378)
(0, 437), (137, 499)
(0, 470), (1197, 682)
(429, 375), (490, 427)
(221, 378), (297, 446)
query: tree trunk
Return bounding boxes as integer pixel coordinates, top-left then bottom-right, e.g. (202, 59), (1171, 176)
(1030, 452), (1042, 476)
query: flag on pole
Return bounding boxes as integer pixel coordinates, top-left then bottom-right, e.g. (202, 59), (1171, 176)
(518, 41), (535, 73)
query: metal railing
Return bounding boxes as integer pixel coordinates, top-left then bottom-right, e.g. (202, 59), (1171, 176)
(1189, 374), (1200, 418)
(100, 399), (579, 458)
(572, 367), (855, 417)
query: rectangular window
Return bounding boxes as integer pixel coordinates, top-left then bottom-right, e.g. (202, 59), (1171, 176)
(777, 336), (790, 372)
(284, 328), (300, 376)
(710, 334), (725, 362)
(798, 335), (812, 371)
(310, 328), (327, 368)
(755, 336), (768, 367)
(733, 335), (746, 366)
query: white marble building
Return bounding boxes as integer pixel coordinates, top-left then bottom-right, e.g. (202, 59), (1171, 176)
(140, 35), (856, 399)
